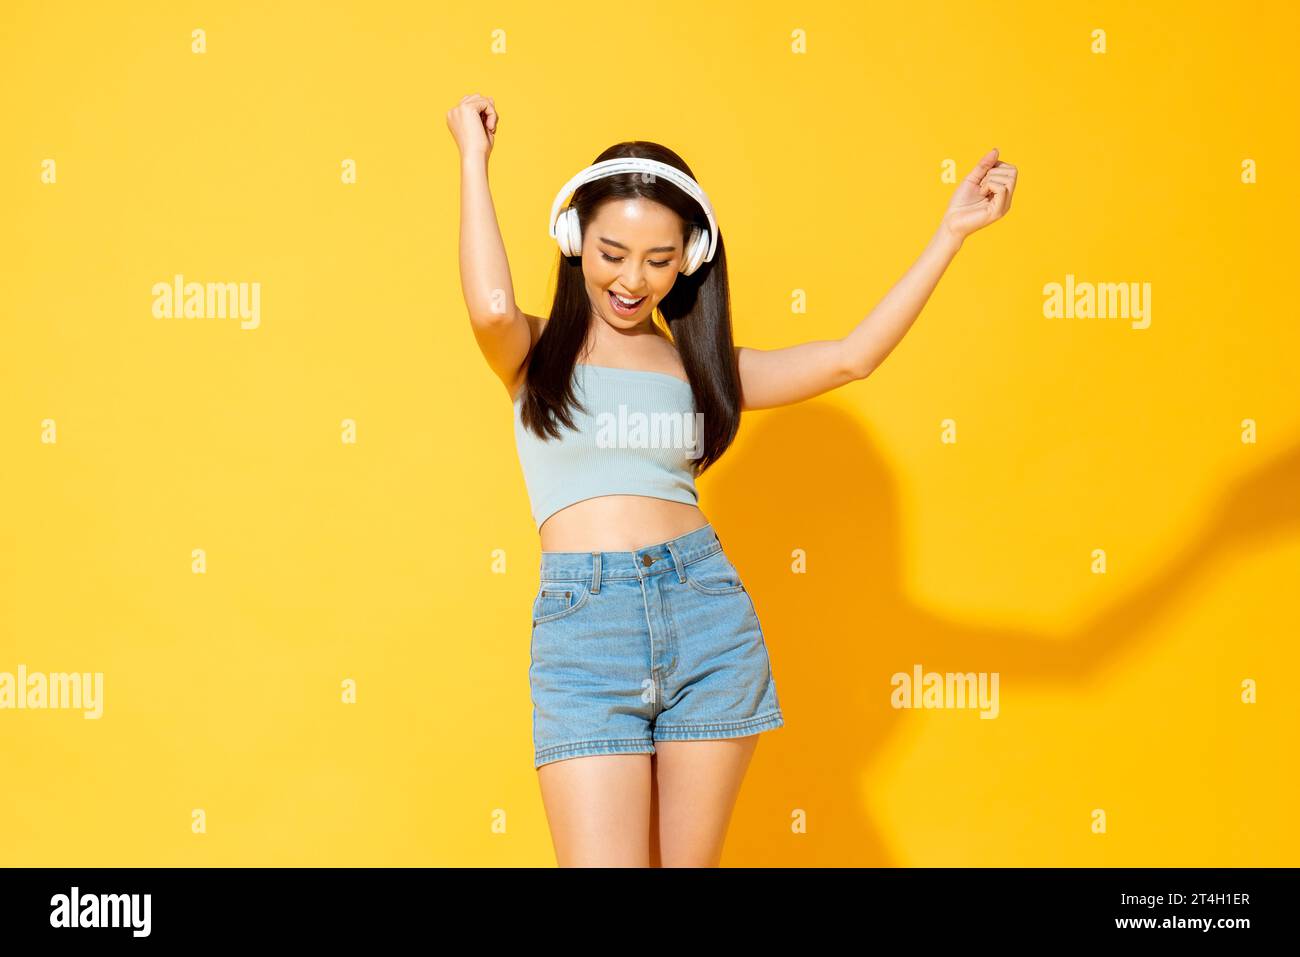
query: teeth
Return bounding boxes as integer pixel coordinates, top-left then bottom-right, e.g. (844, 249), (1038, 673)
(613, 293), (643, 306)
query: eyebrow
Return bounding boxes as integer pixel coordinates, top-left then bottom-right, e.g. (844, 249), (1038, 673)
(598, 237), (678, 253)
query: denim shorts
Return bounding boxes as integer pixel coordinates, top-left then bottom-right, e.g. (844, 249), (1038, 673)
(528, 522), (784, 769)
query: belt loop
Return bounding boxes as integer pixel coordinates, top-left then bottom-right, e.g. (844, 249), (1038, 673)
(665, 541), (687, 583)
(590, 552), (602, 593)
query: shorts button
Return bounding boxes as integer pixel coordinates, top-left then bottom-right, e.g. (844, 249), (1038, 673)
(641, 554), (655, 566)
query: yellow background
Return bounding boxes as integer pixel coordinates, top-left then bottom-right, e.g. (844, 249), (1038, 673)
(3, 0), (1297, 866)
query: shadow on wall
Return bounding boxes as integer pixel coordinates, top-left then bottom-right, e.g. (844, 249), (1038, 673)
(705, 401), (1300, 866)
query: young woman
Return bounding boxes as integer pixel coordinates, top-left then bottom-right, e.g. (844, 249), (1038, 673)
(447, 92), (1017, 867)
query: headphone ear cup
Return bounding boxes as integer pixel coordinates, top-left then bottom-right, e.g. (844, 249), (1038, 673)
(680, 225), (709, 275)
(557, 207), (582, 258)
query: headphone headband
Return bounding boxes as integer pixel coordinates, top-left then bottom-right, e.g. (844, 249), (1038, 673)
(547, 157), (719, 264)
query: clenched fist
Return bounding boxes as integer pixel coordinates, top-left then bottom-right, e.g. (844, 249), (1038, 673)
(942, 148), (1018, 241)
(447, 93), (499, 162)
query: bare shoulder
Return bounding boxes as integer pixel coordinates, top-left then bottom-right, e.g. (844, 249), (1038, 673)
(505, 311), (546, 402)
(649, 323), (687, 376)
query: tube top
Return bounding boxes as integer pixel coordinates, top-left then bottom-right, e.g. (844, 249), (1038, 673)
(513, 364), (702, 530)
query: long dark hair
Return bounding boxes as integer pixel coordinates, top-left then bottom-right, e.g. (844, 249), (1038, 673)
(517, 141), (740, 475)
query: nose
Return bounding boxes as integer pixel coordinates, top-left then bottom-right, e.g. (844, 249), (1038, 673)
(619, 264), (648, 295)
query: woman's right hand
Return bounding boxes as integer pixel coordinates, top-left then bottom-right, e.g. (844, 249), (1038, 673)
(446, 93), (498, 161)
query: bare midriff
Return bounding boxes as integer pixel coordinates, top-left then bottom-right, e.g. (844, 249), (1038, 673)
(538, 495), (710, 553)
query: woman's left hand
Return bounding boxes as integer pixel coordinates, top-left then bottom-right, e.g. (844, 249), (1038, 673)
(942, 148), (1017, 241)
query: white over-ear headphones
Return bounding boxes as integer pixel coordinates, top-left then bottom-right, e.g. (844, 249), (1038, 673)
(547, 157), (719, 276)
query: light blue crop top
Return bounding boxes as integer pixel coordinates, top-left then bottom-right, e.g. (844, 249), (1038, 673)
(513, 364), (702, 529)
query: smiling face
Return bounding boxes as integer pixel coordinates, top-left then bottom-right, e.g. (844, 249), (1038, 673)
(581, 198), (686, 331)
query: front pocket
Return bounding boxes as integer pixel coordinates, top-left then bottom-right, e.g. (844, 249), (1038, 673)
(683, 550), (746, 595)
(531, 584), (591, 624)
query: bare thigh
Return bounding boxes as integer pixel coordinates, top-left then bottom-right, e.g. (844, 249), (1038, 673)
(650, 736), (760, 867)
(536, 754), (652, 867)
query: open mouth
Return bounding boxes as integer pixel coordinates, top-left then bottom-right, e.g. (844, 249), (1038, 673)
(608, 290), (646, 316)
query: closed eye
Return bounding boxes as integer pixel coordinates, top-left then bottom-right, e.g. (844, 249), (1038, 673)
(601, 252), (672, 268)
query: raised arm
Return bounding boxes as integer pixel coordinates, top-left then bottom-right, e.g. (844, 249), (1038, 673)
(447, 93), (539, 400)
(736, 149), (1016, 412)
